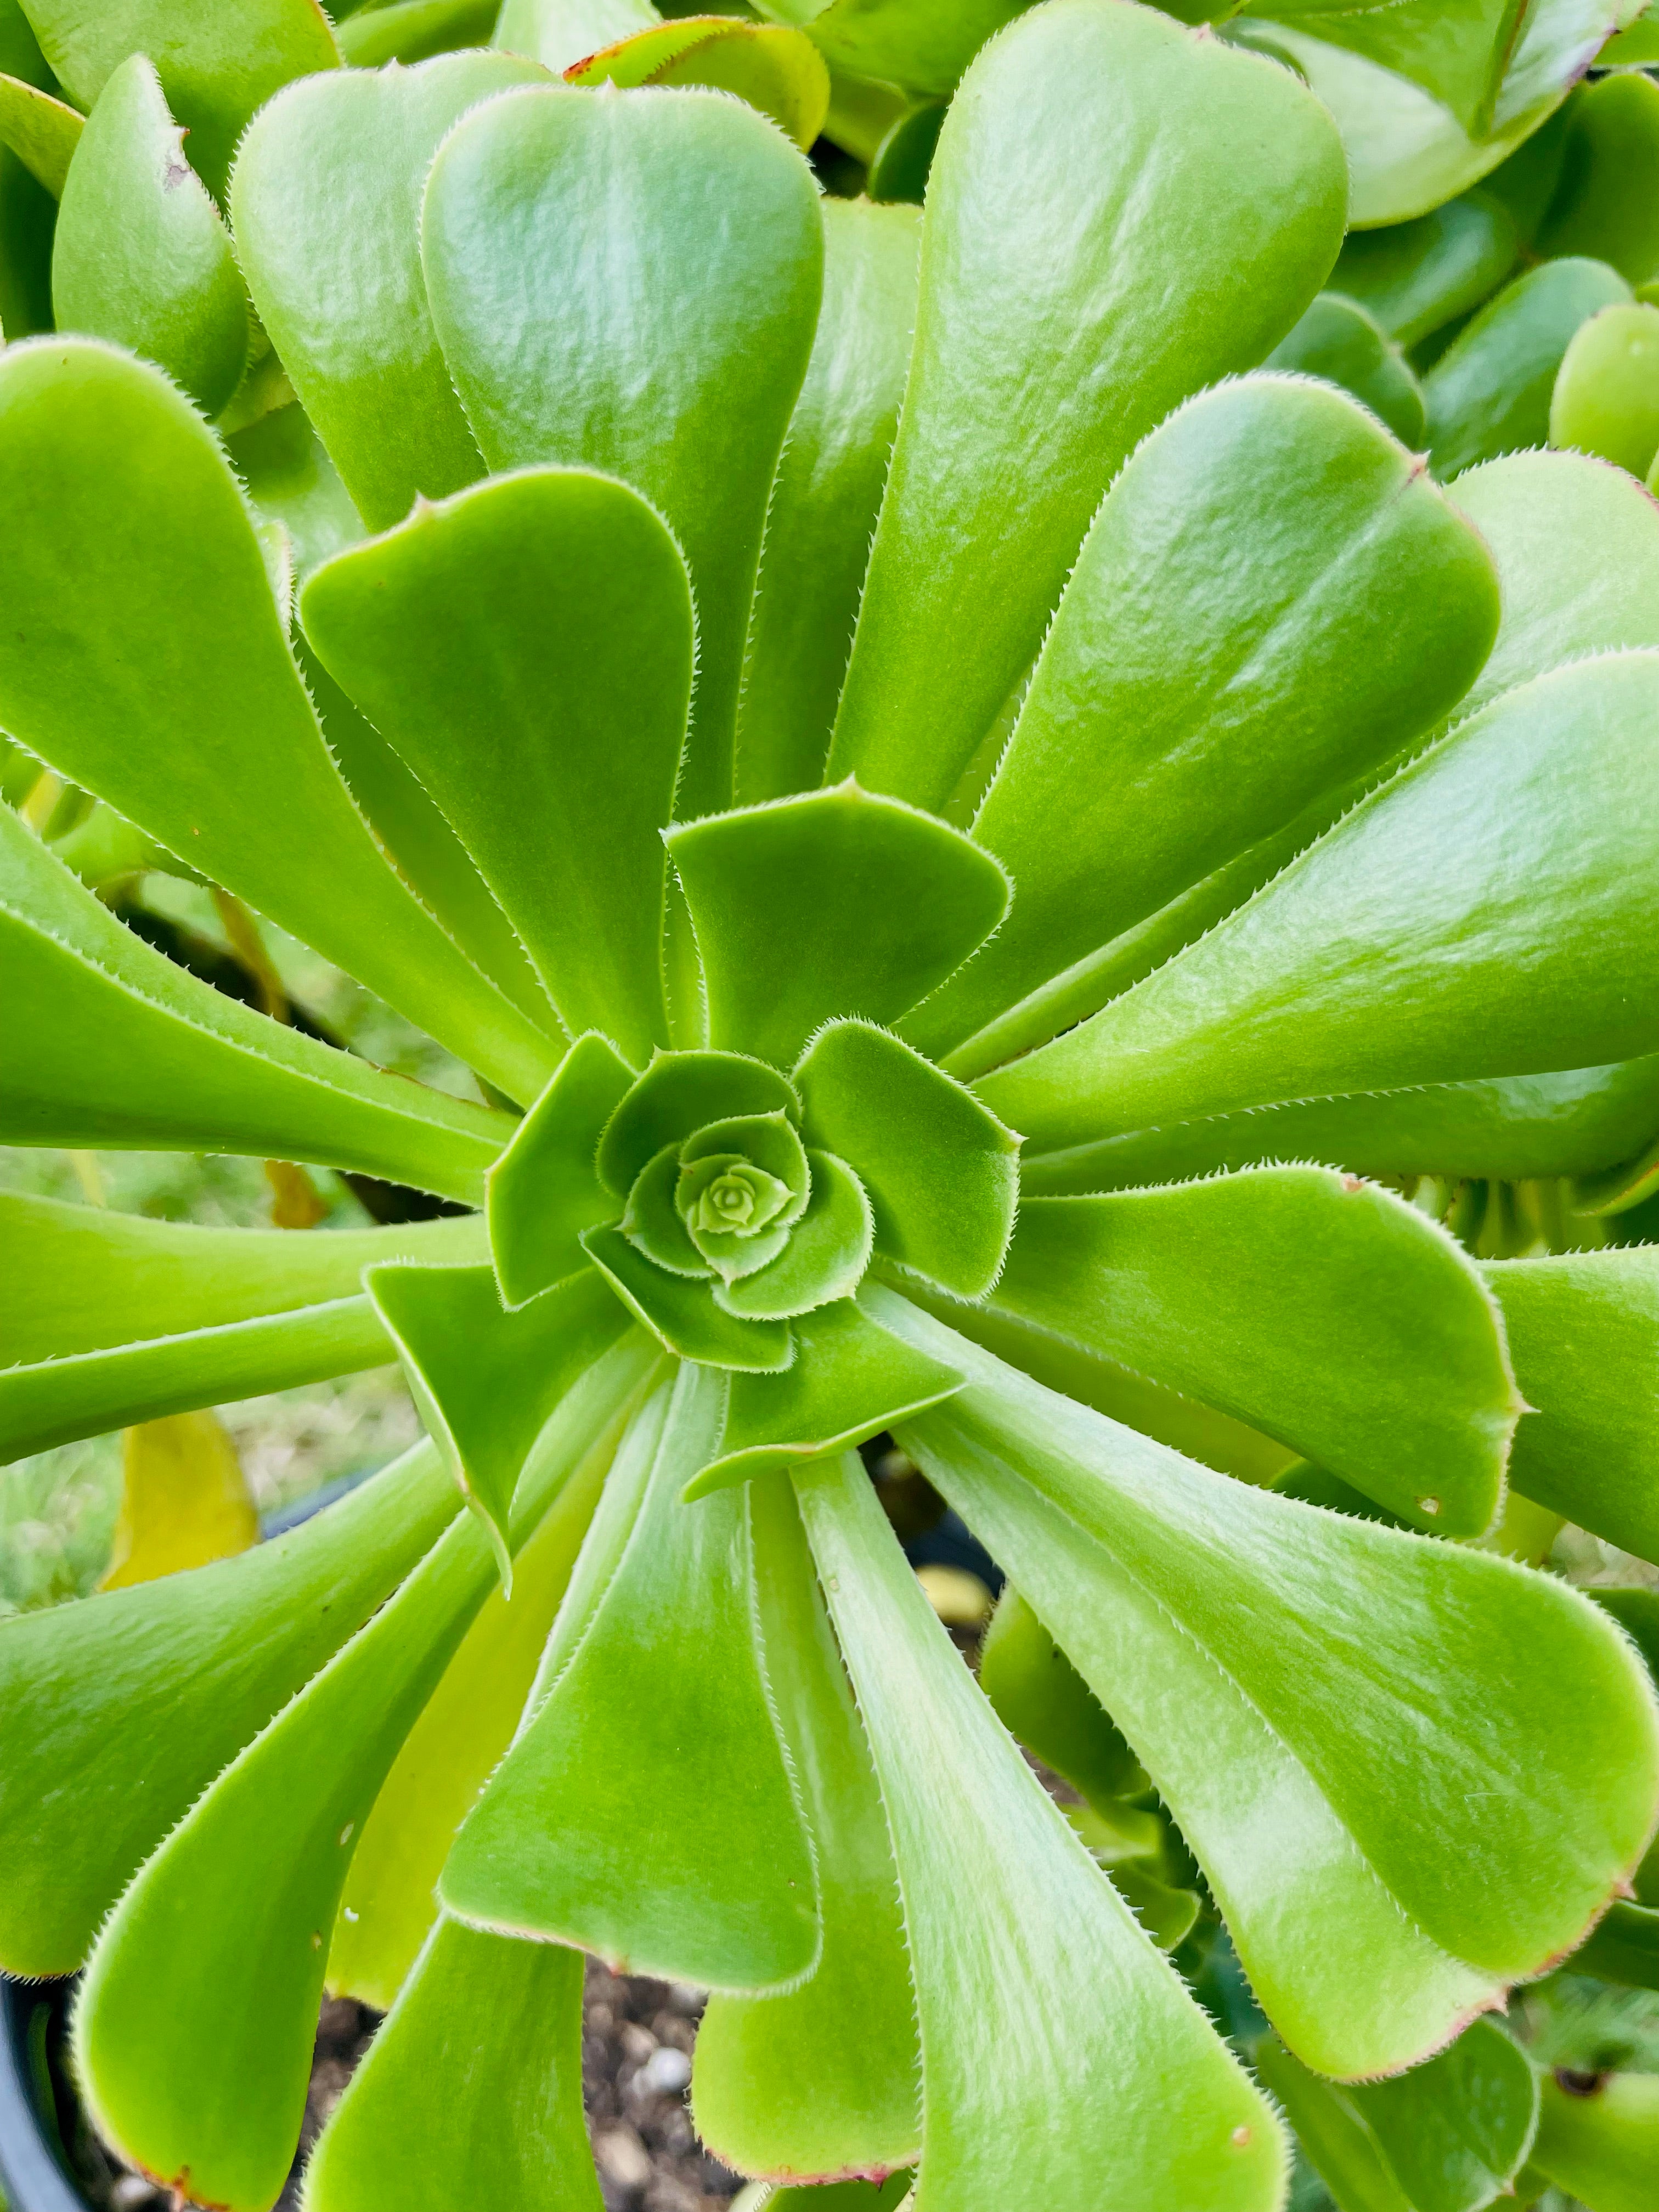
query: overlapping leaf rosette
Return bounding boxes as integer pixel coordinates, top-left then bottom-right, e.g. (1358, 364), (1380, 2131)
(5, 4), (1659, 2210)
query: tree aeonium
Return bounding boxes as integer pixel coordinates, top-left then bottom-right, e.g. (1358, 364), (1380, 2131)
(3, 4), (1659, 2211)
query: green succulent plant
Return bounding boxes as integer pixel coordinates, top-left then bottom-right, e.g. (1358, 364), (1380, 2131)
(5, 2), (1659, 2210)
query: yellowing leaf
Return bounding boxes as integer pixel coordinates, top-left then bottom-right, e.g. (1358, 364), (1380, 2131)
(100, 1411), (259, 1590)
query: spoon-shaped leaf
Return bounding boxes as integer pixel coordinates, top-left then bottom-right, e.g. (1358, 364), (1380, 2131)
(738, 198), (920, 805)
(567, 19), (831, 149)
(1330, 190), (1517, 351)
(306, 1917), (600, 2212)
(793, 1449), (1286, 2212)
(0, 805), (510, 1204)
(1267, 296), (1426, 447)
(303, 466), (692, 1066)
(667, 784), (1009, 1070)
(992, 1171), (1518, 1536)
(494, 0), (659, 69)
(1550, 302), (1659, 479)
(52, 55), (247, 413)
(713, 1151), (873, 1321)
(597, 1051), (800, 1197)
(909, 375), (1497, 1068)
(0, 339), (556, 1103)
(583, 1221), (793, 1370)
(0, 1196), (486, 1461)
(441, 1366), (819, 1988)
(827, 0), (1345, 812)
(1536, 70), (1659, 283)
(422, 79), (822, 817)
(693, 1475), (922, 2181)
(231, 54), (546, 531)
(488, 1035), (636, 1307)
(71, 1345), (643, 2212)
(981, 652), (1659, 1151)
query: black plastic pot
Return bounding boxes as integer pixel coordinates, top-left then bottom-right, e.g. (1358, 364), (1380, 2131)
(0, 1978), (100, 2212)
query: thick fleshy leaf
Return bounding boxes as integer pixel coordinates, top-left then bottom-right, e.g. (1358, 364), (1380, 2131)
(625, 1143), (715, 1278)
(51, 55), (246, 413)
(826, 0), (1344, 812)
(796, 1020), (1019, 1299)
(0, 1440), (459, 1976)
(336, 0), (504, 65)
(737, 198), (920, 805)
(230, 54), (545, 532)
(880, 1290), (1659, 2075)
(1329, 190), (1517, 349)
(1530, 2070), (1659, 2212)
(442, 1367), (819, 1990)
(714, 1150), (873, 1321)
(0, 66), (81, 193)
(686, 1296), (964, 1499)
(867, 100), (945, 204)
(692, 1475), (922, 2182)
(1256, 2019), (1539, 2212)
(18, 0), (340, 198)
(488, 1035), (635, 1306)
(1535, 71), (1659, 283)
(911, 375), (1498, 1070)
(582, 1221), (792, 1372)
(71, 1346), (643, 2212)
(494, 0), (659, 69)
(308, 1917), (600, 2212)
(365, 1262), (633, 1577)
(596, 1051), (800, 1197)
(780, 0), (1033, 97)
(1424, 257), (1632, 479)
(991, 1173), (1518, 1537)
(1482, 1249), (1659, 1563)
(0, 338), (556, 1102)
(793, 1450), (1285, 2212)
(667, 784), (1008, 1070)
(100, 1413), (259, 1591)
(1267, 295), (1425, 445)
(981, 653), (1659, 1153)
(328, 1436), (616, 2006)
(567, 19), (830, 149)
(303, 466), (692, 1065)
(0, 806), (510, 1204)
(422, 79), (822, 818)
(0, 1194), (486, 1460)
(234, 419), (364, 582)
(1570, 1900), (1659, 1990)
(979, 1585), (1146, 1816)
(1550, 303), (1659, 479)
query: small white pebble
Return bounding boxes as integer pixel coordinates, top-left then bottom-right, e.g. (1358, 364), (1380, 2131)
(639, 2045), (693, 2097)
(594, 2126), (653, 2191)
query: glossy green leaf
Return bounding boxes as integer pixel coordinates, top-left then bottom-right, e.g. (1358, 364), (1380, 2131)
(867, 99), (945, 204)
(979, 1585), (1146, 1815)
(336, 0), (503, 65)
(0, 338), (556, 1103)
(667, 784), (1008, 1071)
(1536, 71), (1659, 284)
(309, 1917), (600, 2212)
(981, 654), (1659, 1153)
(1482, 1249), (1659, 1564)
(597, 1051), (800, 1197)
(692, 1475), (922, 2181)
(714, 1150), (873, 1320)
(991, 1172), (1518, 1537)
(494, 0), (659, 69)
(1569, 1900), (1659, 1990)
(1530, 2069), (1659, 2212)
(772, 0), (1033, 98)
(0, 1439), (459, 1976)
(582, 1218), (792, 1370)
(0, 805), (510, 1204)
(328, 1431), (617, 2006)
(687, 1295), (963, 1498)
(737, 199), (918, 805)
(1550, 303), (1659, 479)
(1267, 295), (1426, 446)
(488, 1035), (635, 1306)
(1330, 191), (1517, 349)
(879, 1290), (1659, 2074)
(230, 54), (545, 532)
(442, 1365), (819, 1989)
(1256, 2018), (1539, 2212)
(797, 1019), (1019, 1299)
(0, 66), (81, 193)
(52, 55), (246, 414)
(0, 1195), (486, 1461)
(303, 466), (692, 1065)
(422, 79), (822, 819)
(366, 1261), (633, 1578)
(1425, 257), (1632, 479)
(793, 1449), (1285, 2212)
(913, 375), (1497, 1071)
(71, 1343), (643, 2211)
(567, 18), (831, 149)
(826, 0), (1344, 812)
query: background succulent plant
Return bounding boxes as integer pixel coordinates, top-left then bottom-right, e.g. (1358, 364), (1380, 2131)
(3, 3), (1659, 2211)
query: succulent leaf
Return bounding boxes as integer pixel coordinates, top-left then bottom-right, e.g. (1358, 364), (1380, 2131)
(1530, 2068), (1659, 2212)
(488, 1035), (636, 1307)
(1266, 294), (1426, 447)
(1329, 189), (1519, 350)
(566, 19), (832, 150)
(583, 1218), (795, 1370)
(714, 1149), (874, 1322)
(596, 1051), (802, 1199)
(0, 67), (83, 195)
(335, 0), (507, 67)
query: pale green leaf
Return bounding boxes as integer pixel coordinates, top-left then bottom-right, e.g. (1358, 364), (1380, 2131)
(1550, 303), (1659, 481)
(488, 1035), (636, 1307)
(422, 78), (823, 818)
(566, 18), (831, 150)
(583, 1219), (793, 1370)
(0, 66), (81, 193)
(713, 1150), (873, 1321)
(597, 1051), (799, 1197)
(1530, 2070), (1659, 2212)
(826, 0), (1345, 812)
(336, 0), (504, 65)
(494, 0), (659, 70)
